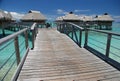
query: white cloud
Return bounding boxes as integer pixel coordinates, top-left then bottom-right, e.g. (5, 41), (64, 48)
(4, 11), (8, 14)
(113, 16), (120, 19)
(74, 9), (90, 13)
(10, 12), (25, 20)
(112, 15), (120, 22)
(56, 9), (68, 15)
(78, 14), (96, 17)
(56, 9), (90, 15)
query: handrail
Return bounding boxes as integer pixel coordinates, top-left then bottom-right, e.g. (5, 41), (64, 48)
(31, 23), (36, 30)
(85, 27), (120, 70)
(68, 22), (84, 30)
(57, 22), (83, 47)
(56, 22), (120, 70)
(88, 28), (120, 36)
(0, 28), (28, 46)
(0, 22), (38, 81)
(11, 48), (29, 81)
(30, 23), (38, 49)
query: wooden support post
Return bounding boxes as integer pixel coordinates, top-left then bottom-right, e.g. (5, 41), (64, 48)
(32, 30), (35, 49)
(79, 30), (82, 47)
(71, 26), (74, 39)
(65, 24), (69, 35)
(59, 24), (61, 32)
(14, 36), (20, 65)
(106, 34), (112, 57)
(34, 28), (36, 38)
(63, 24), (66, 34)
(73, 26), (79, 45)
(24, 31), (28, 49)
(2, 27), (5, 36)
(84, 29), (88, 47)
(2, 23), (5, 36)
(61, 24), (63, 33)
(36, 26), (38, 34)
(35, 27), (38, 37)
(57, 24), (58, 31)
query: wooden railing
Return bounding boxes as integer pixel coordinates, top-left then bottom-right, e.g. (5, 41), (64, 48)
(57, 22), (84, 47)
(0, 23), (38, 81)
(57, 22), (120, 70)
(84, 28), (120, 70)
(30, 23), (38, 49)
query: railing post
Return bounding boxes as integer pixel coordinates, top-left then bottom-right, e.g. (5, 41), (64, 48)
(63, 24), (67, 34)
(106, 34), (112, 57)
(57, 24), (59, 31)
(60, 24), (62, 32)
(58, 24), (59, 31)
(60, 23), (63, 33)
(32, 30), (35, 49)
(71, 25), (74, 39)
(34, 27), (37, 38)
(35, 24), (38, 34)
(84, 29), (88, 47)
(36, 27), (38, 35)
(2, 23), (5, 36)
(14, 36), (20, 65)
(79, 30), (82, 47)
(24, 31), (28, 49)
(73, 26), (79, 44)
(65, 24), (68, 35)
(62, 23), (65, 34)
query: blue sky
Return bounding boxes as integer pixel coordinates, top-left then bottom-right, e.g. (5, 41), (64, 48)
(0, 0), (120, 21)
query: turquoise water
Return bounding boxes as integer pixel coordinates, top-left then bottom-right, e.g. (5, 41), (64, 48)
(0, 22), (120, 81)
(68, 22), (120, 63)
(0, 28), (32, 81)
(87, 22), (120, 63)
(111, 22), (120, 33)
(0, 29), (15, 38)
(87, 31), (120, 62)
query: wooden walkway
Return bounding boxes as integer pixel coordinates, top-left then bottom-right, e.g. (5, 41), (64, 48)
(17, 28), (120, 81)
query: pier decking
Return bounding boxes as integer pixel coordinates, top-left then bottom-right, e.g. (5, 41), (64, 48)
(17, 28), (120, 81)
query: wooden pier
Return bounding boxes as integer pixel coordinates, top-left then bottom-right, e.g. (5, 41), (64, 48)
(17, 28), (120, 81)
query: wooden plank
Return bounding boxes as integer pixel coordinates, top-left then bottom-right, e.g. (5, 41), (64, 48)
(17, 28), (120, 81)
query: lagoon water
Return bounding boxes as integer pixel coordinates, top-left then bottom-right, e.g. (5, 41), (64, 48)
(0, 28), (32, 81)
(0, 22), (120, 81)
(87, 22), (120, 63)
(111, 22), (120, 33)
(77, 22), (120, 63)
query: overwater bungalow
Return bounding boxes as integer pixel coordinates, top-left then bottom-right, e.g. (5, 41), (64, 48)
(93, 13), (114, 30)
(55, 12), (114, 30)
(55, 12), (83, 30)
(0, 10), (12, 22)
(55, 12), (83, 34)
(55, 16), (65, 27)
(81, 16), (94, 28)
(55, 16), (64, 22)
(62, 12), (82, 26)
(0, 10), (13, 36)
(21, 10), (47, 27)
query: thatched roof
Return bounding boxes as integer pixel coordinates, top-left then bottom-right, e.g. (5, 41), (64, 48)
(63, 12), (80, 21)
(0, 10), (12, 20)
(82, 16), (93, 22)
(94, 13), (114, 21)
(11, 17), (16, 22)
(7, 12), (12, 19)
(56, 16), (64, 21)
(21, 10), (46, 21)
